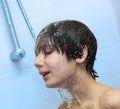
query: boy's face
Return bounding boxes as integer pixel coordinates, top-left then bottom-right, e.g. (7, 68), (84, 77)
(34, 49), (77, 88)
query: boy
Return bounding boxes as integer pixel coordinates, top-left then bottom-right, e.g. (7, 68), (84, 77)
(34, 20), (120, 109)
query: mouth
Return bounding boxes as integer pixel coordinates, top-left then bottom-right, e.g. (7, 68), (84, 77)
(39, 71), (50, 80)
(42, 71), (49, 77)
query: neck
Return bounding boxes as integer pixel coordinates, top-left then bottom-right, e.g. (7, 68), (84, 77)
(65, 70), (100, 103)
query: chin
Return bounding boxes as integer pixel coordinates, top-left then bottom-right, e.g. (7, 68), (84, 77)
(45, 83), (55, 88)
(45, 82), (60, 88)
(45, 79), (62, 88)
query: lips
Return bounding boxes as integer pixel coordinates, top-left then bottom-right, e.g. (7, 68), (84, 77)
(39, 71), (50, 77)
(43, 72), (49, 77)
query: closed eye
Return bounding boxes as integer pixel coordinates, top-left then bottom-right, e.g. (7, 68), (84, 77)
(44, 45), (53, 54)
(35, 45), (54, 57)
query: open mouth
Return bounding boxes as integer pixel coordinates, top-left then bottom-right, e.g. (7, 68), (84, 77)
(43, 72), (49, 77)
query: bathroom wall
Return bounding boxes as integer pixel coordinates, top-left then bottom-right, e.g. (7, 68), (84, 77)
(0, 0), (120, 109)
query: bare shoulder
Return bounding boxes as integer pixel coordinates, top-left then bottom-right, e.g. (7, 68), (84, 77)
(58, 101), (68, 109)
(100, 88), (120, 109)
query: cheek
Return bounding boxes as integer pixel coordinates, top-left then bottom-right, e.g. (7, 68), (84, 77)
(45, 53), (65, 68)
(47, 58), (64, 71)
(54, 65), (76, 88)
(53, 60), (76, 80)
(45, 52), (76, 76)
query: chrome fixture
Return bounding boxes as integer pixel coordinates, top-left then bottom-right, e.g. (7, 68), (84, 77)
(17, 0), (36, 41)
(2, 0), (25, 62)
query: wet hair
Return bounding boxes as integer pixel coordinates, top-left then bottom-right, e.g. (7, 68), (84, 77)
(35, 20), (98, 79)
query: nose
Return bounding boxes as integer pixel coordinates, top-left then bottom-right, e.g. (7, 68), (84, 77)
(34, 53), (45, 68)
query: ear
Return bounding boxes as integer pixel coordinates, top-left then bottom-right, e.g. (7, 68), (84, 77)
(76, 46), (88, 64)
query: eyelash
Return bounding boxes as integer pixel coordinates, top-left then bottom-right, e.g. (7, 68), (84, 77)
(36, 45), (54, 56)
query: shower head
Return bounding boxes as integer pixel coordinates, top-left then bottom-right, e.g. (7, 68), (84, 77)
(10, 48), (25, 62)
